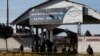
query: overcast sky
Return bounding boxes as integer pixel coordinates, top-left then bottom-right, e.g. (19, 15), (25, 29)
(0, 0), (100, 35)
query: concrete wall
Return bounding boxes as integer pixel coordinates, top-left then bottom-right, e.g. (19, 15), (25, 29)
(0, 37), (31, 52)
(78, 36), (100, 54)
(0, 37), (20, 51)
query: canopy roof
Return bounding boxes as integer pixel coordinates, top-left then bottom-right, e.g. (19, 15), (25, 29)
(11, 0), (100, 28)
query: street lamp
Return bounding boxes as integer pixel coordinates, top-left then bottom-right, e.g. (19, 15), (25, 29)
(7, 0), (9, 26)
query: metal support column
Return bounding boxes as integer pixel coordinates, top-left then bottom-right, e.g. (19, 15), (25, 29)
(77, 22), (81, 56)
(15, 25), (18, 33)
(41, 28), (44, 41)
(77, 22), (81, 36)
(30, 25), (34, 35)
(46, 29), (49, 40)
(22, 26), (25, 33)
(36, 27), (38, 35)
(50, 29), (53, 42)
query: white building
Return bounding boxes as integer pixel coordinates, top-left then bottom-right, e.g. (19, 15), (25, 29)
(11, 0), (100, 54)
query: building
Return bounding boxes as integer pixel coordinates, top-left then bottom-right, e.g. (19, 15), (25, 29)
(11, 0), (100, 54)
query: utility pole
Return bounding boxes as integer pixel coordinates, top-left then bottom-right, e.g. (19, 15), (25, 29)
(7, 0), (9, 26)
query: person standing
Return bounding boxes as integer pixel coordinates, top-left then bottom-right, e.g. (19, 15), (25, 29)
(53, 44), (57, 52)
(20, 44), (24, 52)
(46, 40), (53, 52)
(31, 45), (35, 52)
(62, 45), (66, 53)
(40, 41), (46, 52)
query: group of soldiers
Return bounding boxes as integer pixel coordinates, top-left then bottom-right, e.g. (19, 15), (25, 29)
(19, 39), (75, 53)
(19, 40), (58, 52)
(31, 40), (58, 52)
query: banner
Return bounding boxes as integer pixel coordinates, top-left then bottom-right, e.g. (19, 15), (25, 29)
(63, 6), (83, 23)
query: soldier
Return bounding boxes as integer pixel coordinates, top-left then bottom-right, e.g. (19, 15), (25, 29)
(53, 44), (57, 52)
(86, 45), (94, 56)
(62, 45), (66, 53)
(20, 44), (24, 52)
